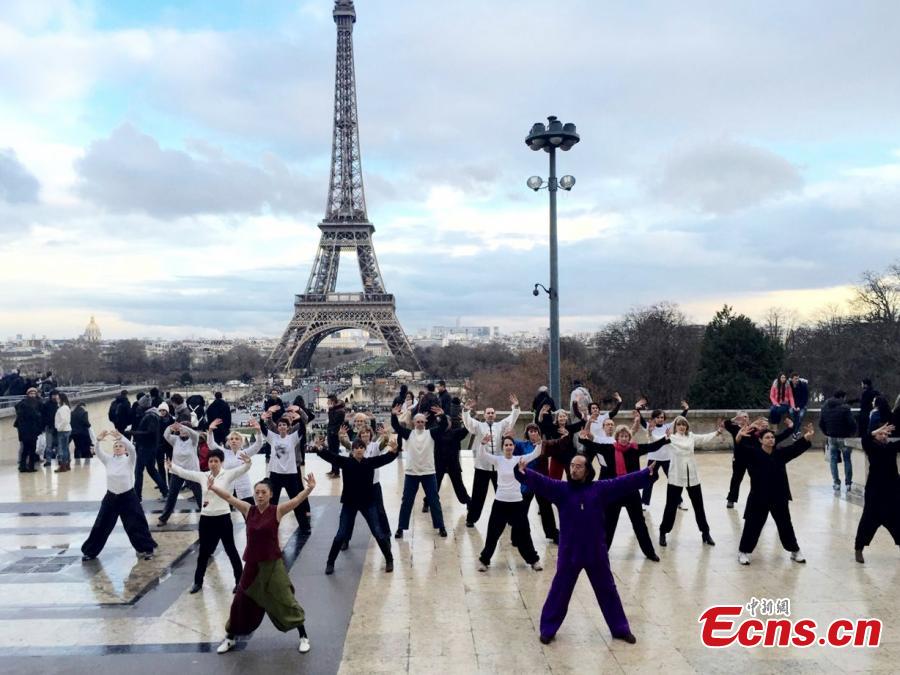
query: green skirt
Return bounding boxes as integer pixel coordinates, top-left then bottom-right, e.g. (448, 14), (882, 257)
(226, 558), (305, 635)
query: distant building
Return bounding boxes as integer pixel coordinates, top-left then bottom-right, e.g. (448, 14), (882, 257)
(82, 316), (101, 343)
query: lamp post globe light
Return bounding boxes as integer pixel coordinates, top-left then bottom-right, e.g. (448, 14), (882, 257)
(525, 115), (579, 406)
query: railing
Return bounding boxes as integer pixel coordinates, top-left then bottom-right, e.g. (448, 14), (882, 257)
(296, 292), (394, 304)
(0, 385), (146, 411)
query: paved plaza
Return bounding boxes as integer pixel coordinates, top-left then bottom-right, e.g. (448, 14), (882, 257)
(0, 445), (896, 674)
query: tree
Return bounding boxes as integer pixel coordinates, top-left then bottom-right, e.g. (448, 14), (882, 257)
(179, 371), (193, 386)
(853, 261), (900, 323)
(106, 340), (150, 378)
(688, 306), (784, 408)
(49, 343), (105, 385)
(593, 303), (702, 408)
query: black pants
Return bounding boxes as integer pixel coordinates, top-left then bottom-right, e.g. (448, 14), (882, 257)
(425, 451), (471, 508)
(195, 513), (243, 586)
(739, 496), (799, 553)
(642, 459), (681, 505)
(467, 468), (498, 525)
(854, 489), (900, 550)
(81, 489), (157, 558)
(159, 474), (203, 521)
(606, 491), (656, 558)
(480, 500), (539, 565)
(327, 434), (341, 475)
(270, 472), (311, 532)
(660, 484), (710, 536)
(347, 482), (391, 544)
(18, 437), (38, 471)
(523, 490), (559, 541)
(727, 452), (750, 503)
(72, 432), (92, 459)
(134, 446), (169, 501)
(327, 501), (393, 565)
(156, 444), (171, 485)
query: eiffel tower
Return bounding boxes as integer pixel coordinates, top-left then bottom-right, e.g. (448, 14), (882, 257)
(268, 0), (419, 375)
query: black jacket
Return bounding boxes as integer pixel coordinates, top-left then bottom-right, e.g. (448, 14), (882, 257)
(318, 449), (398, 507)
(724, 420), (793, 458)
(859, 386), (878, 436)
(583, 437), (670, 479)
(132, 410), (161, 451)
(206, 398), (231, 431)
(108, 395), (132, 430)
(746, 438), (811, 502)
(71, 406), (91, 435)
(327, 403), (346, 437)
(861, 435), (900, 490)
(438, 390), (452, 414)
(819, 398), (857, 438)
(41, 399), (58, 430)
(14, 398), (43, 440)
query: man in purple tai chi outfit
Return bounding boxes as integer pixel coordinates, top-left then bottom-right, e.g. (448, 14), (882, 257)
(514, 454), (656, 645)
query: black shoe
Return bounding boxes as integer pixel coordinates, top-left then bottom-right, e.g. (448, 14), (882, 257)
(465, 521), (475, 528)
(616, 633), (637, 645)
(43, 461), (51, 467)
(647, 553), (660, 562)
(539, 634), (553, 645)
(385, 560), (394, 573)
(855, 549), (865, 564)
(189, 583), (202, 594)
(422, 503), (429, 513)
(325, 563), (334, 575)
(659, 532), (667, 547)
(439, 528), (448, 537)
(394, 529), (403, 539)
(340, 540), (349, 551)
(81, 555), (96, 562)
(702, 532), (716, 546)
(232, 585), (238, 594)
(157, 517), (168, 527)
(141, 551), (154, 560)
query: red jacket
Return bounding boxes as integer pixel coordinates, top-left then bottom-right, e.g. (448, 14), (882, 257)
(769, 380), (795, 408)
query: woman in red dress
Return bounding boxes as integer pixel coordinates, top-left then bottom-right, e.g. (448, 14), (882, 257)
(208, 471), (316, 655)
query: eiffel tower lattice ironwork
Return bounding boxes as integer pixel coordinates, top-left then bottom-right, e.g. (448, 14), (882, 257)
(268, 0), (419, 374)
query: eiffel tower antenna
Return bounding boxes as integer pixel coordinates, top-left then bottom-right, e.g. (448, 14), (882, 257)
(268, 0), (419, 375)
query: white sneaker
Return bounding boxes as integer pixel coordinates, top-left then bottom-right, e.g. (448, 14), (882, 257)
(678, 503), (688, 511)
(790, 550), (806, 563)
(641, 504), (649, 512)
(477, 561), (488, 572)
(738, 552), (751, 565)
(531, 561), (543, 571)
(298, 637), (311, 653)
(217, 638), (235, 654)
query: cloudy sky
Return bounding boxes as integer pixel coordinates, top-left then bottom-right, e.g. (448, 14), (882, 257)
(2, 0), (899, 340)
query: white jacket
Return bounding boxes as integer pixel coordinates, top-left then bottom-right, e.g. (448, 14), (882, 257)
(55, 405), (71, 433)
(168, 461), (252, 516)
(463, 407), (520, 471)
(667, 431), (720, 487)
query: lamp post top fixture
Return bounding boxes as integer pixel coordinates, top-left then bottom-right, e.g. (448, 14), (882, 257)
(525, 115), (580, 153)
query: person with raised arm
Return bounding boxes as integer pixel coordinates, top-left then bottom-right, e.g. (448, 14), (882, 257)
(637, 400), (689, 511)
(462, 395), (520, 527)
(737, 424), (815, 565)
(512, 423), (560, 544)
(211, 473), (316, 655)
(476, 435), (544, 572)
(854, 423), (900, 563)
(657, 416), (723, 548)
(514, 454), (658, 645)
(157, 420), (204, 525)
(261, 407), (312, 535)
(724, 414), (794, 508)
(391, 404), (449, 538)
(165, 449), (252, 594)
(578, 420), (666, 561)
(81, 430), (157, 561)
(206, 417), (264, 505)
(337, 424), (393, 550)
(320, 437), (400, 574)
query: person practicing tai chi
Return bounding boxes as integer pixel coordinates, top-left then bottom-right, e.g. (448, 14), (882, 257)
(157, 420), (203, 525)
(513, 423), (560, 544)
(658, 416), (722, 547)
(262, 408), (312, 535)
(737, 424), (815, 565)
(462, 395), (520, 527)
(514, 454), (657, 645)
(854, 423), (900, 563)
(166, 449), (252, 593)
(337, 425), (393, 551)
(206, 417), (264, 505)
(477, 435), (544, 572)
(81, 430), (158, 561)
(638, 401), (689, 511)
(391, 405), (449, 538)
(723, 415), (794, 508)
(211, 473), (316, 655)
(579, 421), (668, 561)
(320, 437), (400, 574)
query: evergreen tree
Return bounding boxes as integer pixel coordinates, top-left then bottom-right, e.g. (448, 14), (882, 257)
(688, 306), (783, 408)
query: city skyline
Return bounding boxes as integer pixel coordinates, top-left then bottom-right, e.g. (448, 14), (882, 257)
(1, 1), (898, 339)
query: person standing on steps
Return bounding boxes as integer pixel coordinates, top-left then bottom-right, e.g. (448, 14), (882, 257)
(462, 395), (520, 527)
(737, 424), (815, 566)
(514, 454), (658, 646)
(81, 431), (157, 562)
(166, 450), (252, 594)
(391, 405), (449, 539)
(854, 423), (900, 564)
(211, 473), (316, 656)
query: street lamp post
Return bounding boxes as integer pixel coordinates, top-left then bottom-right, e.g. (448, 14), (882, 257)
(526, 115), (579, 406)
